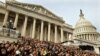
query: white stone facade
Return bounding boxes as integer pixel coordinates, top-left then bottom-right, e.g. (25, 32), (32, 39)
(0, 1), (73, 43)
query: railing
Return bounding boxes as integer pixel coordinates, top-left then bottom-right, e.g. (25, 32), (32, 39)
(0, 27), (19, 38)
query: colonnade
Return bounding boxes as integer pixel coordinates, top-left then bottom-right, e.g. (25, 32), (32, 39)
(77, 34), (97, 41)
(2, 11), (71, 43)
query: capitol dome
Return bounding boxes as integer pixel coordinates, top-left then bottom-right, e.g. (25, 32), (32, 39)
(75, 17), (94, 28)
(73, 10), (98, 41)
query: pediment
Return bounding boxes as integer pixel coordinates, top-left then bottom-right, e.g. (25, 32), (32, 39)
(6, 1), (64, 22)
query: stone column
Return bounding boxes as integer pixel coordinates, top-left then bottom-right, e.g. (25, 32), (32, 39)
(86, 34), (87, 40)
(32, 18), (36, 39)
(83, 35), (84, 39)
(61, 27), (64, 42)
(69, 34), (72, 40)
(40, 21), (44, 41)
(88, 34), (89, 40)
(13, 13), (19, 29)
(48, 23), (51, 41)
(21, 16), (28, 36)
(85, 34), (86, 40)
(90, 34), (92, 40)
(91, 34), (93, 40)
(82, 35), (84, 39)
(82, 35), (83, 39)
(84, 34), (86, 40)
(89, 34), (90, 40)
(67, 33), (69, 40)
(94, 34), (96, 40)
(95, 34), (97, 40)
(80, 35), (82, 39)
(92, 34), (94, 40)
(93, 34), (95, 40)
(54, 25), (57, 43)
(3, 11), (9, 26)
(44, 27), (47, 41)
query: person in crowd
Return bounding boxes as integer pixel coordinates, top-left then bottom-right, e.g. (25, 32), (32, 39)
(0, 37), (100, 56)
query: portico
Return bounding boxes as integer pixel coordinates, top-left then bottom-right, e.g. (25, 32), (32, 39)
(0, 1), (73, 43)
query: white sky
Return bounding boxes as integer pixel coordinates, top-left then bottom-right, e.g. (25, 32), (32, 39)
(0, 0), (100, 32)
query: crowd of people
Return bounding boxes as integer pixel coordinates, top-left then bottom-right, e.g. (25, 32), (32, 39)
(0, 37), (100, 56)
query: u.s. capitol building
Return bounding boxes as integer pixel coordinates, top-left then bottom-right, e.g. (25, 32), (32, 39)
(0, 0), (73, 43)
(0, 0), (100, 54)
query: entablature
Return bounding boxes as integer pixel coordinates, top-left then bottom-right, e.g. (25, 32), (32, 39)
(6, 1), (64, 22)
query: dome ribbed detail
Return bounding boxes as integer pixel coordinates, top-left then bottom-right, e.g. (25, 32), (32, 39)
(73, 10), (97, 41)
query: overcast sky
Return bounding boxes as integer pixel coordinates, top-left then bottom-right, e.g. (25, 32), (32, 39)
(0, 0), (100, 32)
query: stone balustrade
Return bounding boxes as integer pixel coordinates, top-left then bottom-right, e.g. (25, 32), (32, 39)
(0, 27), (19, 38)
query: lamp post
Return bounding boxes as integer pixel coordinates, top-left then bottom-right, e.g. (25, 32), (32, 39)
(6, 19), (14, 36)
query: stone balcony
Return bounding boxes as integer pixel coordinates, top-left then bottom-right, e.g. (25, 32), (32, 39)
(0, 26), (19, 38)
